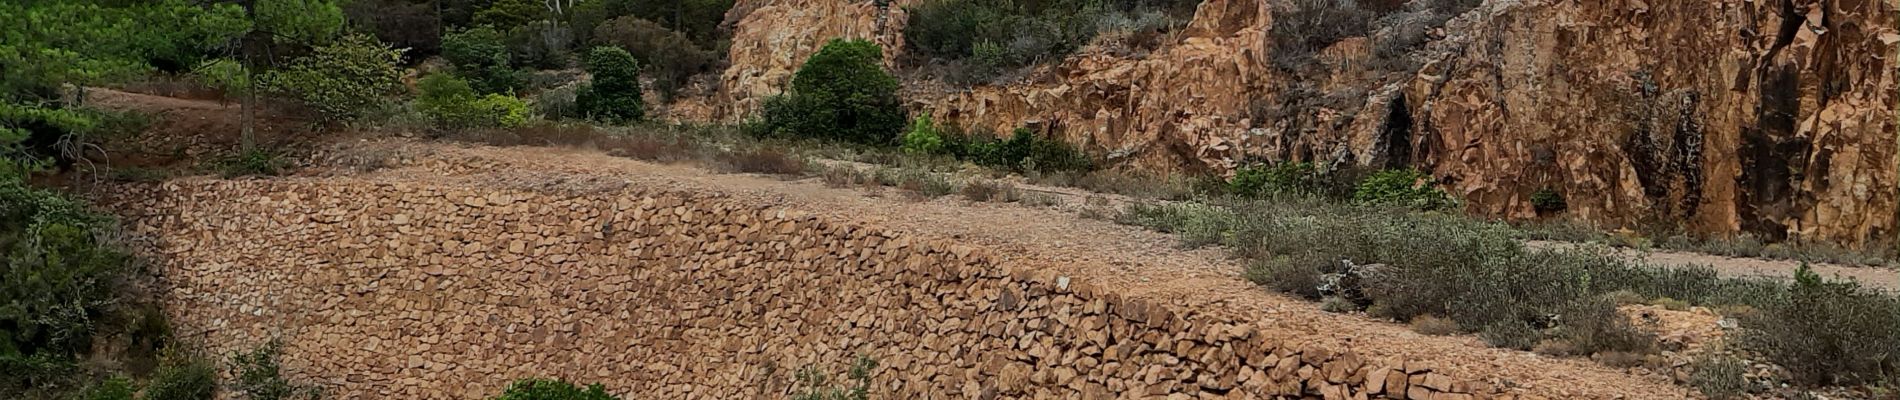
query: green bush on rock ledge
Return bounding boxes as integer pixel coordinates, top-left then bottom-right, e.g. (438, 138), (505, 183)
(754, 39), (905, 146)
(575, 47), (646, 124)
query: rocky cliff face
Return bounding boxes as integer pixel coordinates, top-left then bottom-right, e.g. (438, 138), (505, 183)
(672, 0), (1899, 247)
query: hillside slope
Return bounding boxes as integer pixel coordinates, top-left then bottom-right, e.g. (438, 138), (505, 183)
(672, 0), (1900, 247)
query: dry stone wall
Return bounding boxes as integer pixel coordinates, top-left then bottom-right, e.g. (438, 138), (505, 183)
(114, 178), (1513, 399)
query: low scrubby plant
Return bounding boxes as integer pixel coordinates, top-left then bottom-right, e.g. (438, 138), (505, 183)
(1228, 162), (1320, 197)
(900, 115), (947, 155)
(940, 128), (1091, 174)
(143, 351), (217, 400)
(1352, 168), (1453, 210)
(1688, 354), (1751, 400)
(491, 378), (618, 400)
(1530, 188), (1567, 213)
(1741, 264), (1900, 386)
(959, 180), (1011, 202)
(229, 340), (322, 400)
(792, 355), (876, 400)
(218, 147), (289, 177)
(1116, 193), (1900, 389)
(78, 375), (137, 400)
(717, 148), (806, 175)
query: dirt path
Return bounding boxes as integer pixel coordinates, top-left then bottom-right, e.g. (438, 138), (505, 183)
(1529, 241), (1899, 292)
(286, 140), (1691, 398)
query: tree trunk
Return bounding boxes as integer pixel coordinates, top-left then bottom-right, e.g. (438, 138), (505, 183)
(240, 0), (258, 152)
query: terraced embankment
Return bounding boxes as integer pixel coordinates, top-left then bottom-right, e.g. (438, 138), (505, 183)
(102, 142), (1690, 399)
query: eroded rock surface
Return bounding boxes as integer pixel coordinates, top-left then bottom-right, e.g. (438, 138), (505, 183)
(672, 0), (1898, 245)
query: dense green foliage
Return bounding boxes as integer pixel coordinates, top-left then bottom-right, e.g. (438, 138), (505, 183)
(442, 26), (522, 95)
(591, 17), (715, 99)
(1, 0), (246, 173)
(261, 33), (405, 122)
(418, 73), (532, 129)
(571, 0), (733, 48)
(492, 378), (618, 400)
(1228, 162), (1320, 197)
(575, 47), (645, 123)
(343, 0), (442, 60)
(755, 39), (904, 145)
(254, 0), (347, 46)
(1351, 168), (1454, 210)
(904, 0), (1186, 82)
(900, 115), (947, 155)
(946, 128), (1092, 173)
(0, 179), (128, 357)
(473, 0), (548, 31)
(0, 0), (248, 97)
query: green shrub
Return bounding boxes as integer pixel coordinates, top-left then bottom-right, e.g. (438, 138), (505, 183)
(0, 180), (128, 358)
(229, 340), (322, 400)
(1742, 264), (1900, 386)
(755, 39), (904, 145)
(501, 22), (572, 70)
(792, 355), (876, 400)
(904, 0), (1179, 83)
(491, 378), (618, 400)
(570, 0), (734, 48)
(418, 73), (532, 129)
(143, 352), (217, 400)
(1352, 168), (1454, 210)
(575, 47), (645, 123)
(1688, 354), (1750, 400)
(0, 353), (80, 398)
(900, 115), (947, 155)
(442, 26), (521, 95)
(218, 147), (288, 177)
(1530, 188), (1567, 213)
(591, 16), (715, 99)
(79, 375), (137, 400)
(940, 128), (1090, 173)
(1228, 162), (1320, 197)
(260, 33), (404, 122)
(472, 0), (548, 31)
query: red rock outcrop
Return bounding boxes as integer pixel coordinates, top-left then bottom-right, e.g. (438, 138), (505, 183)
(670, 0), (1899, 246)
